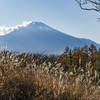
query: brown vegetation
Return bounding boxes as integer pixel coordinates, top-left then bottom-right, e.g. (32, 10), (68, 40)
(0, 45), (99, 100)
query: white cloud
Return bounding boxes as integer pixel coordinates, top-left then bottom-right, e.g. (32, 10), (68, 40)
(0, 21), (32, 35)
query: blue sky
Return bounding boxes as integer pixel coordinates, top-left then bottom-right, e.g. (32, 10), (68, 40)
(0, 0), (100, 43)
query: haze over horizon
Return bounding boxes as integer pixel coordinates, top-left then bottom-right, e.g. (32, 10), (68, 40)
(0, 0), (100, 43)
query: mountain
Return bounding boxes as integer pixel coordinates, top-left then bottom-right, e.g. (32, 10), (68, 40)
(0, 22), (99, 53)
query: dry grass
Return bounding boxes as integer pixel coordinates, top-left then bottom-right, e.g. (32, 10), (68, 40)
(0, 65), (99, 100)
(0, 51), (99, 100)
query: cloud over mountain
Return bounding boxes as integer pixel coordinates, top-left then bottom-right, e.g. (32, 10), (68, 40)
(0, 21), (32, 35)
(0, 21), (99, 53)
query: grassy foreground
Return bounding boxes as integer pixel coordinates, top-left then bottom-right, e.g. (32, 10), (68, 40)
(0, 50), (99, 100)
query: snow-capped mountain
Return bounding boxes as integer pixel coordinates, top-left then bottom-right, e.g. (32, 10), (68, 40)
(0, 22), (99, 53)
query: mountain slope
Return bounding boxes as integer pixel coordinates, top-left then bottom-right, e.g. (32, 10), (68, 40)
(0, 22), (99, 53)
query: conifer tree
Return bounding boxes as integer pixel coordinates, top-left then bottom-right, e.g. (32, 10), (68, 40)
(73, 47), (80, 69)
(96, 48), (100, 72)
(89, 44), (98, 66)
(81, 45), (89, 68)
(68, 49), (73, 68)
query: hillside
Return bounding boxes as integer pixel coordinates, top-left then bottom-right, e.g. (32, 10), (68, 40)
(0, 22), (99, 53)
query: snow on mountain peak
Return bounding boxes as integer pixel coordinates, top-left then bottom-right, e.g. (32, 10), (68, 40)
(0, 21), (51, 35)
(0, 21), (99, 53)
(0, 21), (33, 35)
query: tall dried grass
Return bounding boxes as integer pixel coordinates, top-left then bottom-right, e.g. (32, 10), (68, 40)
(0, 51), (99, 100)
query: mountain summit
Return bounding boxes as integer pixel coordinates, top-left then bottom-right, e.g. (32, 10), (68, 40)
(0, 22), (99, 53)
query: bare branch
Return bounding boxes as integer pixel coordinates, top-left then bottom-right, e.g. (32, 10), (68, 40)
(75, 0), (100, 11)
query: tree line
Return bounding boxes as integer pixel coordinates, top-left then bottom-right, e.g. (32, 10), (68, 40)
(58, 44), (100, 73)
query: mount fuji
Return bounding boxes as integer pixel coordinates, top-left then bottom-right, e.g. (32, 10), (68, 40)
(0, 22), (99, 53)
